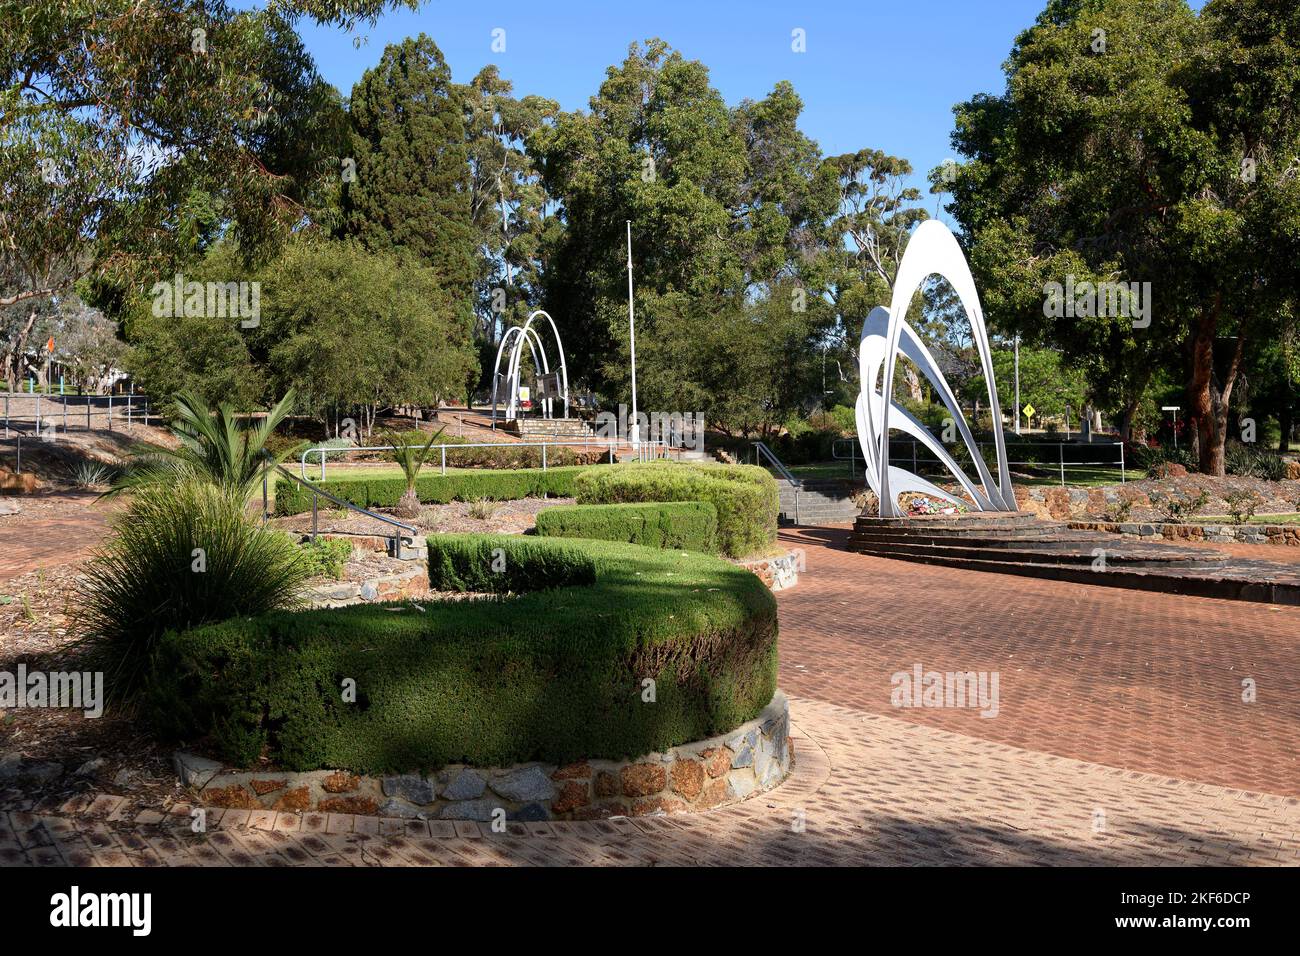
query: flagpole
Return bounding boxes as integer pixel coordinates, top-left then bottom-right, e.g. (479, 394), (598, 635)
(626, 221), (639, 448)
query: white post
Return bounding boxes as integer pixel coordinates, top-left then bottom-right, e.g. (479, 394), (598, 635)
(626, 221), (639, 448)
(1013, 334), (1021, 435)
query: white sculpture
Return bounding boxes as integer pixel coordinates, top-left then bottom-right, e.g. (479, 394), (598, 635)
(490, 309), (570, 423)
(856, 220), (1016, 518)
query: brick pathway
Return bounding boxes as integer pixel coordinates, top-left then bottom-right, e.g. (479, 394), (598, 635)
(777, 525), (1300, 798)
(4, 698), (1296, 866)
(0, 497), (114, 581)
(3, 517), (1298, 865)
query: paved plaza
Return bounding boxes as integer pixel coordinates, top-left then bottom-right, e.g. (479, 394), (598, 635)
(2, 522), (1297, 866)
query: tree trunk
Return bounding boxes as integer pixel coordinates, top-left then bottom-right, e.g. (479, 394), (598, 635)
(1187, 302), (1244, 477)
(1119, 399), (1139, 444)
(2, 308), (39, 393)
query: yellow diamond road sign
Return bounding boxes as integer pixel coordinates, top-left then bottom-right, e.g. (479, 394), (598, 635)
(1022, 403), (1036, 419)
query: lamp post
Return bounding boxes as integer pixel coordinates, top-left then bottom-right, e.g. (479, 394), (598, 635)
(626, 220), (639, 448)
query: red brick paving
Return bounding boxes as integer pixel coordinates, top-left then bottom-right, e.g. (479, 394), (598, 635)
(776, 525), (1300, 797)
(4, 508), (1300, 864)
(0, 497), (114, 581)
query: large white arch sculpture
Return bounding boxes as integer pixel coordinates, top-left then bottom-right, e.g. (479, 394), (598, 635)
(490, 309), (570, 423)
(856, 220), (1016, 518)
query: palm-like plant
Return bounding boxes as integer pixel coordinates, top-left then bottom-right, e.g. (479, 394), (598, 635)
(382, 425), (446, 518)
(110, 390), (302, 501)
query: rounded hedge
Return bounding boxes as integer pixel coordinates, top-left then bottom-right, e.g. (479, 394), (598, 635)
(534, 501), (719, 553)
(149, 535), (778, 773)
(573, 462), (778, 558)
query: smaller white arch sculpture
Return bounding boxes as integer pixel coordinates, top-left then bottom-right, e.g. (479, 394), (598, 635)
(856, 220), (1017, 518)
(491, 309), (570, 423)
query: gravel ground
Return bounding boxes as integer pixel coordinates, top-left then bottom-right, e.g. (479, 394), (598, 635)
(0, 564), (185, 812)
(270, 495), (574, 537)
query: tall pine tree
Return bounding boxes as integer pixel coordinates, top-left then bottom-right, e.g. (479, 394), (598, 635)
(344, 34), (476, 310)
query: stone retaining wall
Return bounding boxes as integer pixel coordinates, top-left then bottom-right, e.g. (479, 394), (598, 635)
(180, 691), (791, 821)
(1070, 520), (1300, 546)
(735, 550), (802, 591)
(303, 564), (428, 608)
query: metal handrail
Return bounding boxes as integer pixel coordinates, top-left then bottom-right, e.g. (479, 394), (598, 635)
(831, 438), (1127, 485)
(300, 438), (668, 481)
(751, 441), (801, 487)
(271, 464), (418, 556)
(751, 441), (801, 525)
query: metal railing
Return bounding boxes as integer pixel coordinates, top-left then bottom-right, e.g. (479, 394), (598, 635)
(2, 391), (149, 437)
(299, 438), (667, 482)
(831, 438), (1126, 485)
(751, 441), (801, 524)
(269, 464), (418, 557)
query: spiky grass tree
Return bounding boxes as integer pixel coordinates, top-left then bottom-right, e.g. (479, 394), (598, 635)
(110, 390), (302, 501)
(382, 425), (446, 518)
(77, 480), (311, 708)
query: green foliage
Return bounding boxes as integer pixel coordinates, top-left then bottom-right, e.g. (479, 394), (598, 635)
(2, 2), (407, 310)
(149, 536), (778, 771)
(1225, 440), (1288, 481)
(1153, 489), (1211, 524)
(274, 465), (592, 515)
(380, 427), (445, 491)
(466, 497), (499, 520)
(532, 40), (840, 430)
(1223, 490), (1261, 526)
(826, 405), (857, 435)
(427, 535), (597, 593)
(1126, 442), (1197, 476)
(946, 0), (1300, 470)
(343, 35), (475, 307)
(970, 347), (1088, 423)
(77, 481), (310, 707)
(574, 463), (777, 558)
(255, 238), (475, 429)
(112, 390), (299, 501)
(462, 66), (559, 345)
(536, 501), (719, 553)
(296, 537), (353, 580)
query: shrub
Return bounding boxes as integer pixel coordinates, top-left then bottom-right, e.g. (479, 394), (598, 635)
(1128, 442), (1197, 476)
(77, 481), (311, 706)
(150, 536), (778, 772)
(536, 501), (718, 553)
(274, 465), (591, 516)
(467, 496), (499, 520)
(379, 426), (446, 518)
(297, 537), (353, 579)
(574, 462), (777, 558)
(67, 460), (119, 489)
(111, 390), (302, 500)
(1224, 490), (1261, 525)
(1225, 441), (1288, 481)
(1153, 488), (1210, 524)
(340, 430), (608, 469)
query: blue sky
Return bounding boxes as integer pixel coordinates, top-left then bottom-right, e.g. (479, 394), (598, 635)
(288, 0), (1207, 209)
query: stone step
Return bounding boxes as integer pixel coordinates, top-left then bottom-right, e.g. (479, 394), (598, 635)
(849, 528), (1099, 548)
(849, 539), (1227, 570)
(845, 547), (1300, 606)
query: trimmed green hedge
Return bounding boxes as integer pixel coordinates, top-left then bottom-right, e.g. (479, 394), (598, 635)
(574, 463), (778, 558)
(274, 466), (591, 516)
(535, 501), (718, 553)
(149, 536), (778, 773)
